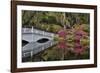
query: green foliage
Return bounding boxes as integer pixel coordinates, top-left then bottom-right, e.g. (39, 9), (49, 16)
(82, 24), (90, 33)
(80, 38), (90, 47)
(51, 24), (62, 33)
(40, 16), (57, 24)
(53, 35), (59, 41)
(41, 47), (62, 61)
(22, 10), (90, 28)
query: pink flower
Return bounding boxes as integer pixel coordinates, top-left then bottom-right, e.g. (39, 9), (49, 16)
(75, 36), (81, 41)
(57, 41), (67, 49)
(75, 29), (87, 37)
(74, 43), (84, 54)
(58, 29), (67, 38)
(75, 31), (82, 37)
(74, 48), (84, 55)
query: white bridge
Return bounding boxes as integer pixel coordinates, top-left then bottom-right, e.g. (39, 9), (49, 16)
(22, 27), (56, 58)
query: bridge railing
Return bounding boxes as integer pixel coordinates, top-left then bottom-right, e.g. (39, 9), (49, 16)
(22, 27), (55, 37)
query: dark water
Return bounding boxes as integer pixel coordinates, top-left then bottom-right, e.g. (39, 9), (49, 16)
(37, 38), (49, 43)
(22, 40), (29, 46)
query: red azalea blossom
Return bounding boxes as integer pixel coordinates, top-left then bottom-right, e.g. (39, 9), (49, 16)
(58, 29), (67, 38)
(75, 31), (82, 37)
(75, 29), (87, 37)
(57, 41), (67, 49)
(75, 36), (81, 41)
(74, 47), (84, 55)
(74, 43), (84, 54)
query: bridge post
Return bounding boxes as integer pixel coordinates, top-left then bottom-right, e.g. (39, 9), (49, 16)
(31, 51), (33, 61)
(32, 26), (34, 33)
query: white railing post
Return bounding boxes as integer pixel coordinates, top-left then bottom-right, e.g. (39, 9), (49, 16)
(31, 51), (33, 61)
(32, 26), (33, 33)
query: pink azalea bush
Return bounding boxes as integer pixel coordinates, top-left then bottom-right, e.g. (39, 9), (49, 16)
(58, 29), (67, 38)
(74, 43), (84, 55)
(57, 29), (67, 49)
(52, 25), (89, 60)
(73, 29), (85, 55)
(57, 41), (67, 49)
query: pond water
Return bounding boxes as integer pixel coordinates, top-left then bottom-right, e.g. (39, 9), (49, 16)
(37, 38), (49, 43)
